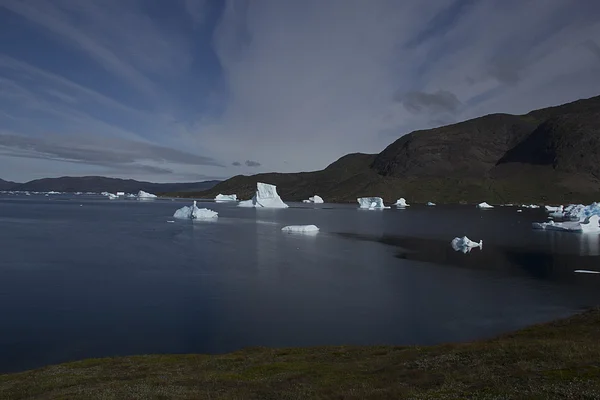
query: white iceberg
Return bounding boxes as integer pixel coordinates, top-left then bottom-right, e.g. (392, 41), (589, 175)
(358, 197), (389, 210)
(393, 198), (410, 207)
(281, 225), (319, 234)
(560, 203), (600, 221)
(451, 236), (483, 253)
(238, 182), (288, 208)
(545, 205), (563, 213)
(574, 270), (600, 274)
(116, 192), (125, 196)
(532, 215), (600, 233)
(477, 202), (494, 209)
(107, 193), (118, 200)
(427, 202), (436, 206)
(138, 190), (157, 200)
(47, 191), (61, 195)
(303, 195), (324, 204)
(521, 204), (540, 209)
(517, 209), (523, 213)
(174, 201), (218, 220)
(215, 194), (237, 202)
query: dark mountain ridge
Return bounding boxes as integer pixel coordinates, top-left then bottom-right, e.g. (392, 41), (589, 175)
(182, 95), (600, 204)
(0, 176), (220, 194)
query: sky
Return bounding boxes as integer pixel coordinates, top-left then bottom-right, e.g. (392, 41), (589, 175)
(1, 0), (600, 183)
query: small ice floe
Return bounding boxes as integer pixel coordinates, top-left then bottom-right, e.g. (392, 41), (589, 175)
(238, 182), (288, 208)
(532, 215), (600, 233)
(107, 193), (118, 200)
(451, 236), (483, 253)
(521, 204), (540, 209)
(138, 190), (157, 200)
(281, 225), (319, 234)
(167, 220), (175, 223)
(545, 205), (563, 213)
(393, 198), (410, 207)
(303, 195), (324, 204)
(215, 194), (237, 202)
(358, 197), (389, 210)
(517, 209), (523, 213)
(574, 270), (600, 274)
(174, 201), (218, 220)
(477, 202), (494, 209)
(426, 202), (436, 206)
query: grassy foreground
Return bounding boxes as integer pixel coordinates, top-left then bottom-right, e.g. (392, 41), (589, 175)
(2, 310), (600, 399)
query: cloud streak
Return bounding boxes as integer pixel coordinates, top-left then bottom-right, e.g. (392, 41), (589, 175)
(1, 0), (600, 182)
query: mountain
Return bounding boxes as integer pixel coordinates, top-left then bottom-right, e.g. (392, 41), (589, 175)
(178, 95), (600, 204)
(0, 178), (17, 191)
(5, 176), (220, 194)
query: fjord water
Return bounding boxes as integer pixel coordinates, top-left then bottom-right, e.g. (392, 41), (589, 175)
(1, 195), (599, 373)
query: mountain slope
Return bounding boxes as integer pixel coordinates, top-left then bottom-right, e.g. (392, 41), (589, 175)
(180, 95), (600, 204)
(9, 176), (220, 193)
(0, 178), (17, 191)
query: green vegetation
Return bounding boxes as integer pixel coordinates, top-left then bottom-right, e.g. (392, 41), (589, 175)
(2, 309), (600, 399)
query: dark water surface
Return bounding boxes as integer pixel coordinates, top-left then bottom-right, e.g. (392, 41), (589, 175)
(1, 194), (599, 373)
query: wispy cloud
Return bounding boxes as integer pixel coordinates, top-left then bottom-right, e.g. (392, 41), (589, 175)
(1, 0), (600, 182)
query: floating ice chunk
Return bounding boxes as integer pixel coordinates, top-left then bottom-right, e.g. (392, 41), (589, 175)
(520, 204), (540, 209)
(560, 203), (600, 221)
(174, 201), (218, 220)
(545, 205), (563, 213)
(167, 220), (175, 223)
(358, 197), (388, 209)
(477, 202), (494, 209)
(517, 209), (523, 213)
(281, 224), (319, 234)
(574, 270), (600, 274)
(302, 195), (324, 204)
(532, 215), (600, 233)
(393, 198), (410, 207)
(451, 236), (483, 253)
(238, 182), (288, 208)
(47, 191), (61, 195)
(427, 202), (436, 206)
(138, 190), (157, 200)
(215, 194), (237, 202)
(107, 193), (118, 200)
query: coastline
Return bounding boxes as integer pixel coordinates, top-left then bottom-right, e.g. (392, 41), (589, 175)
(2, 308), (599, 399)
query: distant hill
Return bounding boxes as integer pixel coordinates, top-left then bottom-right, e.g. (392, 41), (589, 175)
(177, 95), (600, 204)
(1, 176), (220, 194)
(0, 178), (17, 190)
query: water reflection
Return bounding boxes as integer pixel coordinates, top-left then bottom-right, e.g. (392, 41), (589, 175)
(336, 232), (600, 283)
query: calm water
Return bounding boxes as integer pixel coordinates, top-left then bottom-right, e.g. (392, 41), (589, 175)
(1, 194), (599, 373)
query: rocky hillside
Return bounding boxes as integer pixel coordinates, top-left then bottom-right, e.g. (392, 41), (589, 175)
(178, 95), (600, 204)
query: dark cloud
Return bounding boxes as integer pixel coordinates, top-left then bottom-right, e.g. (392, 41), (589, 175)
(486, 59), (523, 85)
(231, 161), (241, 166)
(245, 160), (261, 167)
(398, 90), (462, 115)
(0, 133), (223, 172)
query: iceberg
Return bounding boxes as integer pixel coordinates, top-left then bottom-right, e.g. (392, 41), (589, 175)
(116, 192), (125, 196)
(574, 270), (600, 274)
(477, 202), (494, 209)
(532, 215), (600, 233)
(303, 195), (324, 204)
(281, 224), (319, 234)
(357, 197), (388, 210)
(215, 194), (237, 202)
(173, 201), (218, 220)
(138, 190), (157, 200)
(451, 236), (483, 253)
(107, 193), (118, 200)
(393, 198), (410, 207)
(238, 182), (288, 208)
(427, 202), (436, 206)
(545, 205), (563, 213)
(560, 203), (600, 221)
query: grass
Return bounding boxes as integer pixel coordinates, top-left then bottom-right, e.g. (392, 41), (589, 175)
(2, 309), (600, 399)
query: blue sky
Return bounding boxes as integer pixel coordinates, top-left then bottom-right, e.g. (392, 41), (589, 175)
(1, 0), (600, 183)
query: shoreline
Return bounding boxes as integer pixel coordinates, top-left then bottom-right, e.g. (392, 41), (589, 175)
(2, 308), (599, 399)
